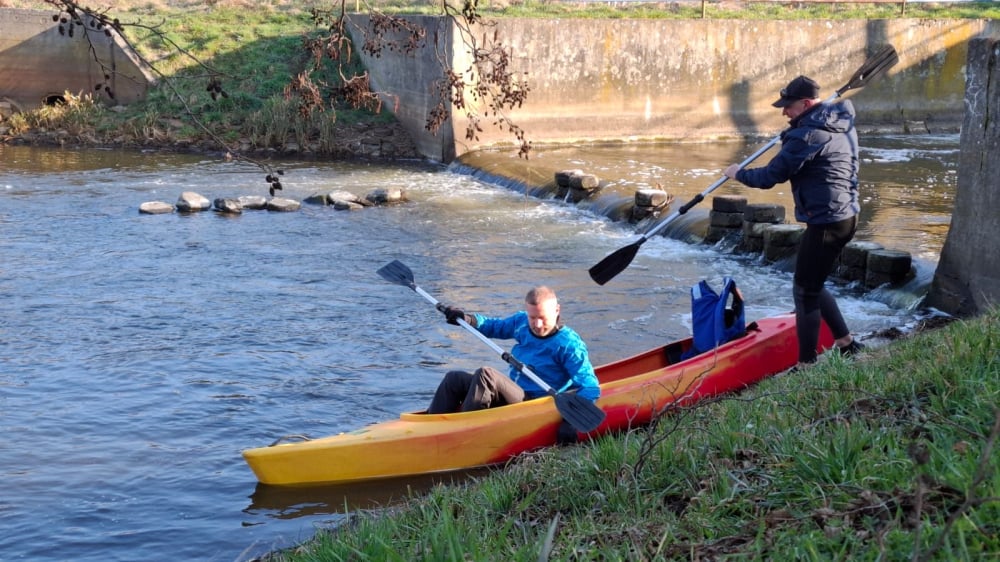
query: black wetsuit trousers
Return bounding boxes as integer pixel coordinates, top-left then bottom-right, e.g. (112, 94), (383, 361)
(793, 215), (857, 363)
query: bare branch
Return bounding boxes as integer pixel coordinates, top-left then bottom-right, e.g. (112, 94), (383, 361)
(42, 0), (287, 191)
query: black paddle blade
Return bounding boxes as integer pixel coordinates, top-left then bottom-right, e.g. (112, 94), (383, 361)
(376, 259), (415, 289)
(841, 45), (899, 94)
(589, 242), (641, 285)
(554, 393), (606, 433)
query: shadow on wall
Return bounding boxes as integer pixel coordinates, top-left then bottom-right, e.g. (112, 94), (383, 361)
(0, 8), (154, 112)
(352, 16), (991, 162)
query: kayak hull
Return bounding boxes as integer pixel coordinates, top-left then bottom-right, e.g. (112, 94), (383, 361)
(243, 313), (832, 485)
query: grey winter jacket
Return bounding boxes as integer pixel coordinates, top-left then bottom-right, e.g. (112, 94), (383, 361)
(735, 100), (860, 225)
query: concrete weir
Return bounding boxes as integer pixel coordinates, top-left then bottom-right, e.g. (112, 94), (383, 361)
(0, 9), (153, 113)
(349, 15), (1000, 318)
(350, 16), (998, 162)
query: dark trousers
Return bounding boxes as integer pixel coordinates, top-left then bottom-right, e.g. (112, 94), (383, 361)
(427, 366), (526, 414)
(793, 216), (857, 363)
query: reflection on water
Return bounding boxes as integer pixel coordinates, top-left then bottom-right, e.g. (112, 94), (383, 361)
(246, 468), (493, 520)
(0, 137), (958, 562)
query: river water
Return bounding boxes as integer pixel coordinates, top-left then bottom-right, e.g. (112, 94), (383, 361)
(0, 135), (957, 561)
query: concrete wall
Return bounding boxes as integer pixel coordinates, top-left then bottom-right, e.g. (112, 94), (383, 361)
(0, 9), (153, 112)
(349, 15), (458, 162)
(926, 37), (1000, 317)
(350, 16), (997, 162)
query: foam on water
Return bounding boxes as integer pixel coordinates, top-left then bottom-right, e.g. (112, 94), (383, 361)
(0, 138), (958, 562)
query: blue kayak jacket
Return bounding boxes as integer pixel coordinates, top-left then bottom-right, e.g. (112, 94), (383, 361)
(473, 311), (601, 402)
(735, 100), (860, 225)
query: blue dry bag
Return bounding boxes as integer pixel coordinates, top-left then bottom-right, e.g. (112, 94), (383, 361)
(681, 277), (746, 359)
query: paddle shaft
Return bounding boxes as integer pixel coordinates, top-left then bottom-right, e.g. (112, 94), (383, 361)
(410, 285), (558, 395)
(589, 49), (899, 286)
(636, 136), (782, 245)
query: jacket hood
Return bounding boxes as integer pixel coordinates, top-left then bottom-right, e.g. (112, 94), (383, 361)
(793, 99), (856, 134)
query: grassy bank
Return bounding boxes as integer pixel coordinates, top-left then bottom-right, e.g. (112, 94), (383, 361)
(263, 309), (999, 561)
(2, 1), (996, 157)
(1, 2), (408, 157)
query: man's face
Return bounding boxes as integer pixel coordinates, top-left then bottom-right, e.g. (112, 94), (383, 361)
(525, 297), (560, 337)
(783, 98), (812, 120)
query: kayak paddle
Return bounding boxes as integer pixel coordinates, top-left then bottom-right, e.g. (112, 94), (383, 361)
(588, 44), (900, 285)
(377, 259), (606, 433)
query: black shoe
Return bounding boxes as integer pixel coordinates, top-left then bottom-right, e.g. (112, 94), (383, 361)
(785, 358), (816, 375)
(839, 340), (866, 357)
(556, 421), (579, 445)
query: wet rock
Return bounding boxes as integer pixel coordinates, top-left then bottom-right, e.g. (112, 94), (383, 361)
(763, 224), (804, 263)
(569, 172), (600, 191)
(837, 240), (884, 282)
(631, 189), (673, 222)
(266, 197), (301, 212)
(865, 249), (914, 288)
(303, 193), (329, 205)
(364, 187), (406, 205)
(333, 200), (365, 211)
(712, 195), (747, 213)
(555, 169), (585, 188)
(327, 190), (369, 207)
(634, 188), (671, 208)
(139, 201), (174, 214)
(213, 198), (243, 214)
(743, 203), (785, 224)
(706, 196), (748, 243)
(238, 195), (268, 210)
(176, 191), (211, 212)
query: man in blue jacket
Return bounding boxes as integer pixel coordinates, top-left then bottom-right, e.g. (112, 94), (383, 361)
(427, 285), (600, 414)
(723, 75), (865, 367)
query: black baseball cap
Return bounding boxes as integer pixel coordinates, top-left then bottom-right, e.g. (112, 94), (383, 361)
(772, 75), (821, 108)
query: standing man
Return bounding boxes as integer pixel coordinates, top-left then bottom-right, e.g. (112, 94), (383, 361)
(723, 75), (864, 367)
(427, 286), (600, 420)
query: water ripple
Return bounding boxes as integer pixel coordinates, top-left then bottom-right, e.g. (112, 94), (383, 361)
(0, 144), (950, 562)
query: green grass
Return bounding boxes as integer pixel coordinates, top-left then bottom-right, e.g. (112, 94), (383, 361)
(121, 7), (346, 145)
(5, 3), (373, 152)
(7, 1), (995, 151)
(264, 307), (1000, 561)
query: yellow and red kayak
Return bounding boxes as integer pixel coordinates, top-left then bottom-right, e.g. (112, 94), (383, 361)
(243, 313), (832, 486)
